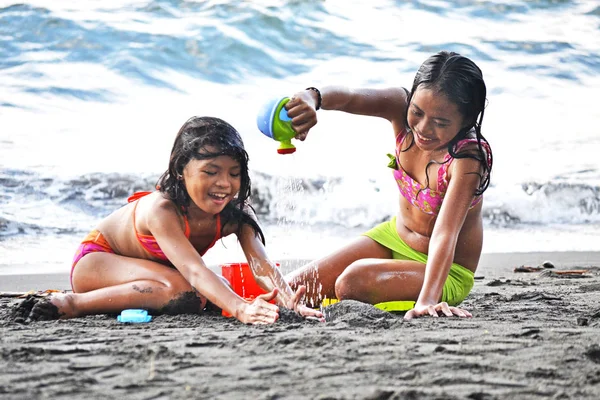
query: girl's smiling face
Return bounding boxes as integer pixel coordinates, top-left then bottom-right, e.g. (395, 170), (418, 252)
(407, 87), (466, 152)
(182, 150), (241, 215)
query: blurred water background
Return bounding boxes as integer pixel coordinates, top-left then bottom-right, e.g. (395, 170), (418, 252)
(1, 0), (599, 275)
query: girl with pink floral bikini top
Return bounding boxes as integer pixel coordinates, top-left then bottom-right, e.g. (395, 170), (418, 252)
(388, 129), (492, 215)
(128, 191), (222, 261)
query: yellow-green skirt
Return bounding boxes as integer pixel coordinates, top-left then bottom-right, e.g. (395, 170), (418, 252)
(363, 216), (474, 306)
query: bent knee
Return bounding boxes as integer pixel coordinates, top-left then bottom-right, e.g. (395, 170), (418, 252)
(334, 260), (375, 302)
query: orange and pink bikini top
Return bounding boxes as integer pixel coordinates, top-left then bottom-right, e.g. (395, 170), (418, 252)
(128, 191), (221, 261)
(388, 130), (492, 215)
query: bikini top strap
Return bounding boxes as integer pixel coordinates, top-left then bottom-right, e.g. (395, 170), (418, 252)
(132, 198), (142, 238)
(437, 138), (491, 192)
(183, 214), (191, 237)
(437, 154), (454, 192)
(455, 138), (492, 169)
(395, 128), (409, 150)
(128, 191), (153, 203)
(129, 191), (153, 239)
(130, 191), (191, 239)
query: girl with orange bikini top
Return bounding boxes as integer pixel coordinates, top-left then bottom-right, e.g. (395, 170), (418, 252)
(30, 116), (324, 324)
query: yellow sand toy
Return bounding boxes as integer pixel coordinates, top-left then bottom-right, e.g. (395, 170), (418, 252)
(320, 298), (415, 312)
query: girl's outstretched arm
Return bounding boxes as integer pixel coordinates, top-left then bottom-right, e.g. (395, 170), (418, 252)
(404, 157), (483, 320)
(237, 213), (324, 321)
(148, 200), (280, 324)
(285, 86), (409, 140)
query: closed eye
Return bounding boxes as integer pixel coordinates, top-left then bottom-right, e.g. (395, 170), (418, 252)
(411, 106), (449, 127)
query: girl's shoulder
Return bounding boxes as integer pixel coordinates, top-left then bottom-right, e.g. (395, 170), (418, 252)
(135, 191), (174, 211)
(445, 134), (493, 183)
(453, 131), (492, 159)
(394, 125), (410, 146)
(457, 131), (490, 145)
(135, 192), (184, 230)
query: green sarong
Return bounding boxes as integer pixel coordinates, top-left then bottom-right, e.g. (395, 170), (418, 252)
(363, 217), (474, 306)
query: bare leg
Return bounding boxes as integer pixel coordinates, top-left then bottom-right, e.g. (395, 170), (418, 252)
(335, 259), (431, 304)
(285, 236), (392, 307)
(29, 252), (206, 320)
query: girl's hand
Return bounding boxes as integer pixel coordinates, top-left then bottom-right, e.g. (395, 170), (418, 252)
(285, 91), (319, 141)
(289, 285), (325, 322)
(238, 289), (280, 325)
(403, 301), (472, 321)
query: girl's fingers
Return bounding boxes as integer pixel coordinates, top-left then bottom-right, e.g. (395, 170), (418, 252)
(253, 305), (279, 324)
(257, 300), (279, 313)
(438, 302), (453, 317)
(253, 315), (277, 325)
(292, 117), (316, 131)
(294, 132), (308, 141)
(257, 288), (278, 303)
(290, 285), (306, 307)
(450, 307), (472, 318)
(292, 121), (313, 135)
(247, 296), (279, 324)
(298, 305), (323, 319)
(403, 303), (472, 320)
(285, 96), (299, 108)
(403, 309), (416, 321)
(428, 305), (438, 318)
(449, 307), (464, 317)
(290, 110), (315, 124)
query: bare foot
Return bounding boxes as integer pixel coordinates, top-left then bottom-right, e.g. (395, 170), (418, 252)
(28, 293), (76, 321)
(11, 295), (38, 322)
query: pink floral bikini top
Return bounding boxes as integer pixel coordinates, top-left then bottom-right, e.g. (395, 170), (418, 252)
(388, 130), (492, 215)
(128, 191), (221, 262)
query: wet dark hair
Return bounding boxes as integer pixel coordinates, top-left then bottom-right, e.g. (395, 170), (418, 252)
(405, 51), (493, 196)
(156, 116), (264, 243)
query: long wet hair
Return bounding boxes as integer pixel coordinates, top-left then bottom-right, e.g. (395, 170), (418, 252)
(156, 116), (265, 243)
(404, 51), (493, 196)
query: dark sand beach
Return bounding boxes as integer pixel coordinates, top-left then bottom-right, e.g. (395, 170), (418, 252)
(1, 251), (600, 400)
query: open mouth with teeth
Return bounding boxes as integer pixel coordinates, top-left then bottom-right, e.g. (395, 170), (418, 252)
(209, 193), (228, 200)
(415, 132), (436, 144)
(416, 132), (433, 141)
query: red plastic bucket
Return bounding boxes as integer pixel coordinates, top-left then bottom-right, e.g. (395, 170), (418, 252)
(220, 262), (278, 317)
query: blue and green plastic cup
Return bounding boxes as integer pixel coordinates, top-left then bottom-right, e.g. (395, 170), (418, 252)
(256, 96), (297, 154)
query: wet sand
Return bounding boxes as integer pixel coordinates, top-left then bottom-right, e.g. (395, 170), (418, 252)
(1, 251), (600, 399)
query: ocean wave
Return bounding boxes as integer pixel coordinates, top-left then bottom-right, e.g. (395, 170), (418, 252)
(484, 181), (600, 226)
(0, 169), (158, 238)
(0, 2), (366, 95)
(3, 169), (599, 239)
(2, 0), (597, 109)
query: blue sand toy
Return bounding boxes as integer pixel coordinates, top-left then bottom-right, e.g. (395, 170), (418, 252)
(117, 309), (152, 323)
(256, 96), (297, 154)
